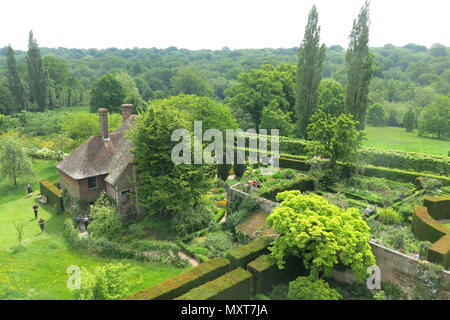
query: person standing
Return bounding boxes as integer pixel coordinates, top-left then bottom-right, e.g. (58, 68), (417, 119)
(32, 204), (39, 219)
(27, 184), (33, 197)
(38, 218), (45, 232)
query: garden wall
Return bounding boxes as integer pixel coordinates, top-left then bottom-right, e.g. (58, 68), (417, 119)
(332, 241), (450, 299)
(230, 185), (450, 299)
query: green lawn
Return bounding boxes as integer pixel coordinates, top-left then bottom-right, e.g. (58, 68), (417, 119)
(363, 126), (449, 156)
(0, 160), (188, 300)
(443, 222), (450, 229)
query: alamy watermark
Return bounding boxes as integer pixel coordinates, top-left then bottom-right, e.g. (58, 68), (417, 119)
(171, 121), (279, 173)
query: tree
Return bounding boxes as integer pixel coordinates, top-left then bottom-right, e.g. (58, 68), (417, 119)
(114, 72), (146, 112)
(418, 95), (450, 139)
(90, 73), (126, 113)
(288, 275), (342, 300)
(26, 31), (48, 111)
(13, 221), (26, 245)
(224, 65), (294, 130)
(61, 112), (122, 140)
(295, 5), (326, 138)
(267, 191), (375, 280)
(367, 104), (388, 126)
(75, 263), (140, 300)
(0, 84), (18, 115)
(88, 192), (123, 240)
(6, 46), (25, 108)
(260, 100), (294, 137)
(170, 68), (213, 97)
(316, 79), (346, 116)
(129, 103), (212, 226)
(0, 137), (35, 187)
(305, 110), (365, 167)
(217, 163), (231, 181)
(345, 1), (373, 130)
(403, 109), (415, 132)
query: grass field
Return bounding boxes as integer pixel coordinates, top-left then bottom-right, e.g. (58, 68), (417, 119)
(0, 160), (188, 300)
(363, 126), (449, 156)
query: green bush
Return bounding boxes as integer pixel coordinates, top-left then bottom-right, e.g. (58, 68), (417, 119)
(39, 180), (63, 213)
(367, 104), (388, 126)
(378, 208), (403, 225)
(126, 257), (231, 300)
(288, 275), (342, 300)
(257, 176), (315, 201)
(225, 236), (274, 268)
(175, 268), (252, 300)
(204, 231), (235, 258)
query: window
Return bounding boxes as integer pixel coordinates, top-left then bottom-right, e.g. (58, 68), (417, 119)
(120, 189), (131, 195)
(87, 177), (98, 190)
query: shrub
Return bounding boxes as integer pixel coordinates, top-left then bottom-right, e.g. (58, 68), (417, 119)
(257, 176), (315, 201)
(217, 163), (231, 181)
(88, 192), (123, 240)
(175, 268), (252, 300)
(75, 263), (140, 300)
(39, 180), (63, 213)
(367, 104), (388, 126)
(234, 163), (247, 178)
(172, 196), (214, 236)
(127, 224), (146, 238)
(126, 258), (230, 300)
(204, 231), (235, 258)
(287, 275), (342, 300)
(378, 208), (403, 225)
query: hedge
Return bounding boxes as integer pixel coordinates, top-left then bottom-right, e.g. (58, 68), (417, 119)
(240, 132), (449, 174)
(125, 257), (230, 300)
(411, 206), (448, 243)
(411, 202), (450, 270)
(257, 176), (315, 202)
(39, 180), (63, 213)
(247, 254), (305, 295)
(225, 236), (275, 268)
(176, 240), (209, 263)
(175, 268), (252, 300)
(428, 235), (450, 269)
(423, 196), (450, 220)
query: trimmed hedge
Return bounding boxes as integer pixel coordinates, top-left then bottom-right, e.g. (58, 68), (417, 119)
(176, 240), (209, 263)
(247, 254), (305, 295)
(257, 176), (315, 202)
(125, 257), (230, 300)
(225, 236), (275, 268)
(411, 206), (448, 243)
(428, 235), (450, 269)
(411, 198), (450, 270)
(240, 132), (449, 174)
(39, 180), (63, 213)
(424, 196), (450, 220)
(175, 268), (252, 300)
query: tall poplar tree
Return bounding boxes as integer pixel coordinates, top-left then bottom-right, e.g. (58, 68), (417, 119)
(345, 1), (373, 130)
(26, 31), (48, 111)
(6, 46), (25, 110)
(295, 5), (326, 139)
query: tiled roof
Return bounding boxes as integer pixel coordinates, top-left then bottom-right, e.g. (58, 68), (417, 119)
(56, 115), (136, 182)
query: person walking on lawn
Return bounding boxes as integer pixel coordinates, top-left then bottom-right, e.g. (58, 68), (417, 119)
(27, 184), (33, 197)
(33, 204), (39, 219)
(38, 218), (45, 232)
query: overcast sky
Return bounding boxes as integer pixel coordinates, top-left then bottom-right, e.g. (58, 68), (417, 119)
(1, 0), (449, 50)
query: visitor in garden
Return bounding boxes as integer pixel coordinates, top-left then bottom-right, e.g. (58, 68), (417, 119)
(83, 216), (90, 231)
(38, 218), (46, 232)
(75, 216), (83, 231)
(365, 206), (372, 217)
(27, 184), (33, 197)
(33, 204), (39, 219)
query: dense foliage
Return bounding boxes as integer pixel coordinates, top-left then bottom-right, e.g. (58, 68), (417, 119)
(288, 275), (342, 300)
(267, 190), (375, 280)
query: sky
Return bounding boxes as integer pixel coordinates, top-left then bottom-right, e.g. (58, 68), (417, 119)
(1, 0), (449, 50)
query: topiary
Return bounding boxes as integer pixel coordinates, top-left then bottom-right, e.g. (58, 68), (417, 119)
(217, 163), (231, 181)
(234, 163), (247, 179)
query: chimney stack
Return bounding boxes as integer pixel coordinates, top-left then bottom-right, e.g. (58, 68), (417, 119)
(121, 104), (133, 122)
(98, 108), (109, 141)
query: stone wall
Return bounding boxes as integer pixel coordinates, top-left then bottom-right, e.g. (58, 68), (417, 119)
(228, 183), (450, 300)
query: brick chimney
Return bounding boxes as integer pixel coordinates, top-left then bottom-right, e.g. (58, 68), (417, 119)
(98, 108), (109, 141)
(121, 104), (133, 122)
